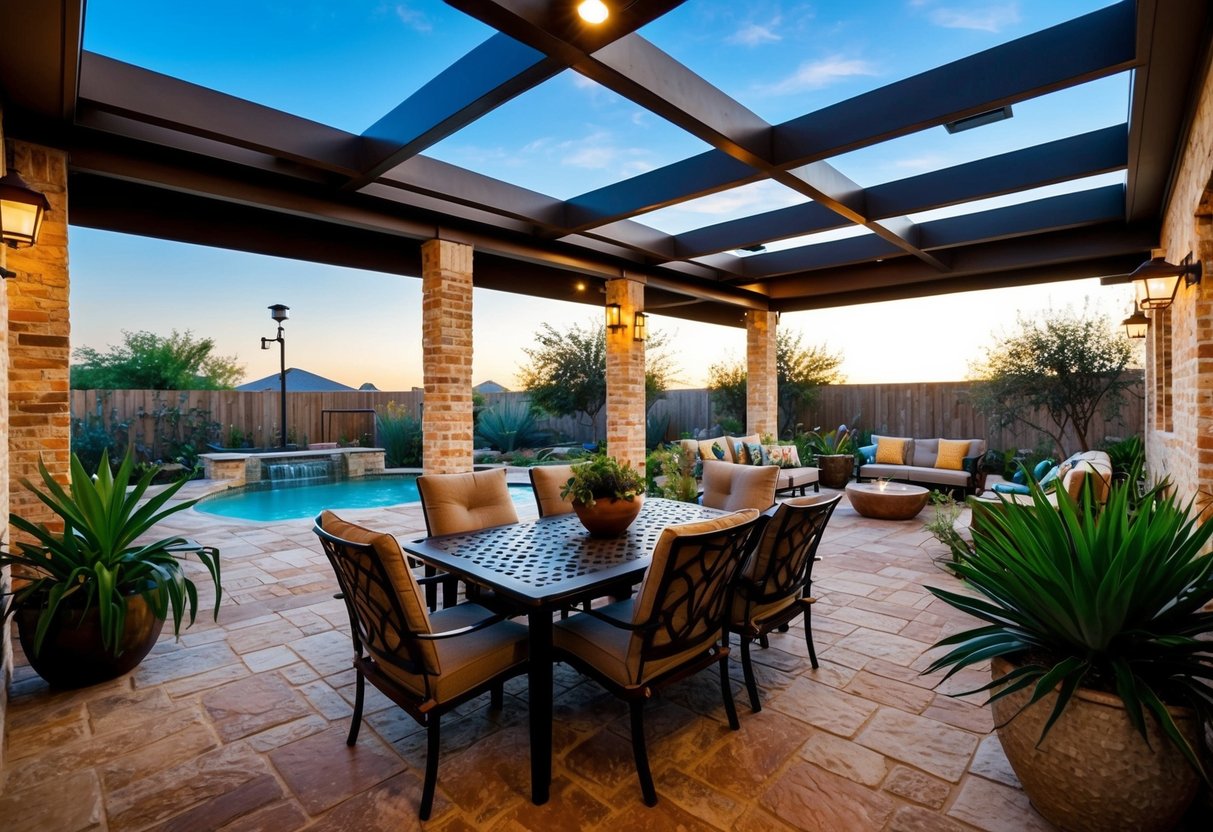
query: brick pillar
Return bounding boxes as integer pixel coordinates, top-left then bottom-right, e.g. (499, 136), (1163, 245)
(605, 278), (646, 470)
(746, 310), (778, 439)
(0, 109), (10, 781)
(7, 140), (70, 525)
(421, 239), (474, 474)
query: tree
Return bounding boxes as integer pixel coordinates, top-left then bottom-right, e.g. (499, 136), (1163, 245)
(71, 330), (244, 390)
(968, 309), (1135, 454)
(707, 331), (844, 436)
(518, 320), (678, 439)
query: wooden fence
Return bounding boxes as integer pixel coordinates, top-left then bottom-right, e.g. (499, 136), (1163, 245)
(70, 375), (1143, 460)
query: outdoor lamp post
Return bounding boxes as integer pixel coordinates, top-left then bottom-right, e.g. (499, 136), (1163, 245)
(261, 304), (290, 448)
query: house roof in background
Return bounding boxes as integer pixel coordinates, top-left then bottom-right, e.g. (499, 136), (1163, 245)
(235, 368), (357, 393)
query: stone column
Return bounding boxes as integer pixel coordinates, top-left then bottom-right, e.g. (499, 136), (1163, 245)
(605, 277), (646, 470)
(421, 239), (474, 474)
(746, 310), (778, 438)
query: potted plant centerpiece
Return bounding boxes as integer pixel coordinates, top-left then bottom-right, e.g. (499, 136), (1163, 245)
(560, 452), (646, 536)
(0, 450), (222, 688)
(924, 481), (1213, 832)
(805, 424), (856, 489)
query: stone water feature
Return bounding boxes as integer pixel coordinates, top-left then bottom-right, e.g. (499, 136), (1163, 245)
(200, 447), (385, 485)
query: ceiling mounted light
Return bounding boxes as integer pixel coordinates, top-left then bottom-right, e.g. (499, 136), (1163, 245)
(1122, 310), (1149, 339)
(578, 0), (609, 24)
(0, 167), (50, 249)
(1129, 253), (1202, 310)
(944, 106), (1013, 134)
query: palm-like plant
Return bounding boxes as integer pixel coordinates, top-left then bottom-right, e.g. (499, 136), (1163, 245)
(1, 450), (222, 656)
(925, 481), (1213, 779)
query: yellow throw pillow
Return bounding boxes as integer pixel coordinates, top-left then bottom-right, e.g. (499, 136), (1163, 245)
(935, 439), (970, 471)
(875, 436), (910, 465)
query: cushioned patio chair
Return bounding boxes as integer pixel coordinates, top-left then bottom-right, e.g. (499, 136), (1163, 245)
(729, 494), (840, 712)
(553, 509), (762, 806)
(528, 464), (576, 517)
(417, 468), (519, 610)
(313, 511), (528, 820)
(701, 459), (779, 512)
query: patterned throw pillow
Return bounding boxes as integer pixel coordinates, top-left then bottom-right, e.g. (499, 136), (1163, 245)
(698, 437), (731, 463)
(746, 441), (766, 466)
(875, 437), (910, 465)
(733, 440), (749, 465)
(782, 446), (802, 467)
(934, 439), (970, 471)
(763, 444), (786, 466)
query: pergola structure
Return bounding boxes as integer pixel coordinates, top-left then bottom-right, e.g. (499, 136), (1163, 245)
(0, 0), (1209, 475)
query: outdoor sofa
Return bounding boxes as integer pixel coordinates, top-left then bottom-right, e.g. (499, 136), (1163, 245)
(856, 435), (987, 493)
(977, 450), (1114, 507)
(677, 436), (819, 496)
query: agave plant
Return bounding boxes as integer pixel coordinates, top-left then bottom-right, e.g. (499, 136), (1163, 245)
(0, 450), (222, 656)
(925, 480), (1213, 778)
(804, 424), (855, 456)
(474, 399), (549, 452)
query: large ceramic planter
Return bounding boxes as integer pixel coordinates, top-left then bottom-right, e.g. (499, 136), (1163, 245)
(816, 454), (854, 489)
(16, 591), (166, 688)
(572, 495), (644, 537)
(990, 656), (1200, 832)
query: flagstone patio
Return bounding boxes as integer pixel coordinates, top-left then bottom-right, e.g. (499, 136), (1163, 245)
(0, 482), (1197, 831)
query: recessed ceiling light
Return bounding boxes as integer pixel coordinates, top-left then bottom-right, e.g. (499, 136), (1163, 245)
(944, 106), (1013, 134)
(578, 0), (609, 24)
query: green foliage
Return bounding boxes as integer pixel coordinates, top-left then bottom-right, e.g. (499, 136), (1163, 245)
(71, 330), (244, 390)
(804, 423), (856, 457)
(922, 490), (970, 564)
(559, 453), (645, 507)
(376, 402), (422, 467)
(925, 481), (1213, 781)
(1104, 434), (1145, 479)
(71, 395), (130, 474)
(646, 411), (670, 451)
(647, 444), (699, 503)
(968, 309), (1135, 455)
(0, 450), (222, 657)
(474, 399), (549, 452)
(707, 331), (844, 435)
(519, 320), (678, 439)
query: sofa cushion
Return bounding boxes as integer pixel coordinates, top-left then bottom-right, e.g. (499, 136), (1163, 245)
(912, 438), (939, 468)
(731, 433), (762, 465)
(698, 437), (733, 463)
(1061, 451), (1112, 502)
(858, 443), (877, 464)
(935, 439), (970, 471)
(745, 441), (766, 466)
(859, 463), (971, 487)
(875, 436), (913, 465)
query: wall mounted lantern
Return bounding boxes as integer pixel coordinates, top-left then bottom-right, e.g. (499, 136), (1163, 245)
(1122, 310), (1149, 339)
(605, 302), (624, 330)
(260, 304), (291, 448)
(0, 167), (50, 249)
(633, 311), (648, 342)
(1129, 253), (1202, 310)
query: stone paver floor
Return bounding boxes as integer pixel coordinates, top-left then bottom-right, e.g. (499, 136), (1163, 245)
(0, 480), (1176, 831)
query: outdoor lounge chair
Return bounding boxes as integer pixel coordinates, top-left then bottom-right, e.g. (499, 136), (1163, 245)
(313, 511), (528, 820)
(728, 494), (840, 711)
(528, 464), (576, 517)
(701, 459), (779, 511)
(552, 509), (761, 806)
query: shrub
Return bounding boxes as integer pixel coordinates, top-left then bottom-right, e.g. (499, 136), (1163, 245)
(377, 402), (422, 467)
(474, 399), (549, 452)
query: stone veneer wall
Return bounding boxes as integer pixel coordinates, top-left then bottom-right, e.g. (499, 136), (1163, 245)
(745, 310), (778, 439)
(421, 239), (474, 474)
(1145, 51), (1213, 511)
(604, 278), (646, 470)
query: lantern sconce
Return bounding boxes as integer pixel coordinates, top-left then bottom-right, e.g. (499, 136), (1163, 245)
(633, 311), (648, 342)
(0, 151), (50, 250)
(1128, 252), (1202, 310)
(605, 302), (625, 331)
(1122, 309), (1149, 339)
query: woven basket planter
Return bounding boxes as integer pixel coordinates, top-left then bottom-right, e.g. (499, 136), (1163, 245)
(990, 656), (1201, 832)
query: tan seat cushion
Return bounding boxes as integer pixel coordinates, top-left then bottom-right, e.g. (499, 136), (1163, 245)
(701, 460), (778, 512)
(730, 593), (799, 631)
(377, 603), (528, 704)
(418, 468), (519, 536)
(1061, 451), (1112, 502)
(318, 510), (439, 674)
(530, 464), (576, 517)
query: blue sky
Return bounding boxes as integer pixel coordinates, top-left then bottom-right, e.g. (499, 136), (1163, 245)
(72, 1), (1134, 389)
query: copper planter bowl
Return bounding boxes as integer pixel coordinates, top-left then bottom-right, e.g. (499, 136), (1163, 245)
(572, 495), (644, 537)
(816, 454), (854, 489)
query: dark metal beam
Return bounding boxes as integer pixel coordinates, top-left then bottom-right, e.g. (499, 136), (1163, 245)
(0, 0), (82, 121)
(773, 1), (1138, 166)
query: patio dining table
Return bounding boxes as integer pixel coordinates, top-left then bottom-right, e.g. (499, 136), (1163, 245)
(401, 497), (727, 805)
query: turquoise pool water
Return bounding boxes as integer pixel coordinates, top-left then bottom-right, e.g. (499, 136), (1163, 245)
(196, 475), (535, 522)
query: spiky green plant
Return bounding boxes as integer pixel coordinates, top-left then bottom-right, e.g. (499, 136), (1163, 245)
(0, 450), (222, 657)
(474, 399), (549, 452)
(925, 481), (1213, 780)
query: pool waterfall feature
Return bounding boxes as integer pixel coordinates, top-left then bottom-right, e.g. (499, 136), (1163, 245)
(200, 446), (386, 487)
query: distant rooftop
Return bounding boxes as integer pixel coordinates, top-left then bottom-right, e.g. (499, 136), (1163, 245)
(236, 368), (357, 393)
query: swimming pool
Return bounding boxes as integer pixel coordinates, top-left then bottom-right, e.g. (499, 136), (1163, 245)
(195, 475), (535, 522)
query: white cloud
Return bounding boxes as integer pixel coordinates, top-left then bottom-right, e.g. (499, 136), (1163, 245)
(394, 3), (433, 33)
(892, 154), (949, 172)
(557, 131), (656, 176)
(677, 181), (807, 216)
(571, 74), (599, 90)
(927, 4), (1020, 32)
(728, 19), (783, 47)
(759, 56), (878, 96)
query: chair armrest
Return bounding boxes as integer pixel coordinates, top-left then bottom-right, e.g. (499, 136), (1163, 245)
(569, 604), (649, 632)
(414, 610), (507, 640)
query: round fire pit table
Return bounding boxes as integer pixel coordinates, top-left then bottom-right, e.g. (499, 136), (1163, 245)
(845, 482), (930, 520)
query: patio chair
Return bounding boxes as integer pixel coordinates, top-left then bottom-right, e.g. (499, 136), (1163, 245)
(313, 511), (528, 820)
(417, 468), (520, 610)
(553, 509), (762, 806)
(701, 459), (779, 512)
(528, 464), (576, 517)
(729, 494), (840, 712)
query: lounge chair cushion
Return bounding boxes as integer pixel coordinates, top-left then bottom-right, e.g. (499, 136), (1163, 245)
(701, 460), (779, 512)
(419, 468), (519, 536)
